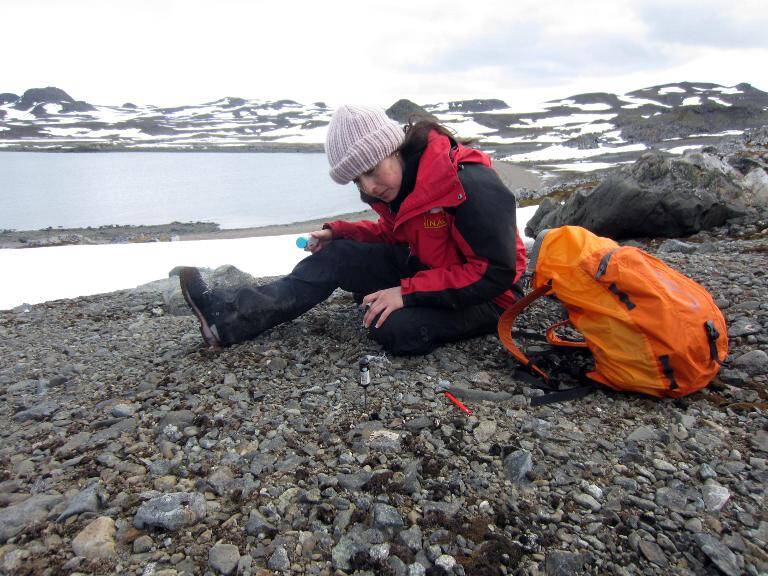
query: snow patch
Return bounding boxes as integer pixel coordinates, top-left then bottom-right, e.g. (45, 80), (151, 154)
(681, 97), (701, 106)
(658, 86), (686, 95)
(548, 99), (613, 111)
(619, 95), (672, 109)
(0, 205), (539, 310)
(540, 161), (620, 172)
(509, 113), (616, 129)
(502, 142), (646, 162)
(708, 97), (732, 107)
(665, 144), (704, 154)
(710, 86), (743, 95)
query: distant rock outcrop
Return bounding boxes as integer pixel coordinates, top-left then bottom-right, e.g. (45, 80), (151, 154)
(385, 99), (436, 124)
(16, 87), (75, 110)
(525, 138), (768, 239)
(0, 93), (19, 105)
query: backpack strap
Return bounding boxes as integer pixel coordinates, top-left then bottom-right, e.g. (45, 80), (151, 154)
(704, 321), (725, 365)
(498, 282), (553, 382)
(545, 319), (589, 348)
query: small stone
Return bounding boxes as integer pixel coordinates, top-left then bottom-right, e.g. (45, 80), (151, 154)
(268, 545), (290, 571)
(369, 543), (390, 562)
(365, 429), (403, 452)
(209, 543), (240, 576)
(638, 540), (668, 567)
(699, 463), (718, 480)
(111, 403), (136, 417)
(372, 503), (404, 530)
(0, 494), (63, 543)
(732, 350), (768, 375)
(627, 425), (660, 442)
(752, 429), (768, 453)
(473, 420), (497, 443)
(399, 525), (422, 551)
(658, 239), (697, 253)
(207, 467), (234, 496)
(133, 535), (154, 553)
(655, 487), (688, 512)
(435, 554), (456, 570)
(573, 493), (601, 512)
(728, 319), (760, 338)
(133, 492), (206, 531)
(503, 450), (532, 484)
(55, 431), (92, 458)
(652, 459), (676, 473)
(245, 509), (277, 536)
(702, 483), (731, 512)
(544, 550), (584, 576)
(408, 563), (426, 576)
(57, 484), (102, 522)
(71, 516), (116, 560)
(404, 416), (432, 431)
(695, 534), (741, 576)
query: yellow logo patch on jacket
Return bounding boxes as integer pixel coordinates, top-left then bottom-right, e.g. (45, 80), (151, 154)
(423, 208), (447, 229)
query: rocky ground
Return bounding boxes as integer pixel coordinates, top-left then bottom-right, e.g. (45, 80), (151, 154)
(1, 216), (767, 576)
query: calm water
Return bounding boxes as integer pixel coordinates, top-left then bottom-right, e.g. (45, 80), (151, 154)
(0, 152), (363, 230)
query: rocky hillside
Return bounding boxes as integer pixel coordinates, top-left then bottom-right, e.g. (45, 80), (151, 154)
(2, 82), (767, 175)
(1, 219), (767, 575)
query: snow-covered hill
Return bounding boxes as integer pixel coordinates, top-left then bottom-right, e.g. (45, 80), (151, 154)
(2, 82), (767, 175)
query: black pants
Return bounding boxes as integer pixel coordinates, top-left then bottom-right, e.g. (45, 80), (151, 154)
(209, 240), (504, 355)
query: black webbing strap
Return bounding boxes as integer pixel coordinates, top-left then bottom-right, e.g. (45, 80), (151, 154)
(659, 355), (679, 390)
(608, 283), (636, 310)
(530, 384), (595, 406)
(704, 321), (724, 365)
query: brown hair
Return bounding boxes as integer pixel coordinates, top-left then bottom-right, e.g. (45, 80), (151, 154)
(357, 118), (473, 204)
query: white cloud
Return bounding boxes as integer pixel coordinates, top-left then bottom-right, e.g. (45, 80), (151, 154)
(2, 0), (767, 108)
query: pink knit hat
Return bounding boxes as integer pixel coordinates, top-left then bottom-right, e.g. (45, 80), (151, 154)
(326, 105), (404, 184)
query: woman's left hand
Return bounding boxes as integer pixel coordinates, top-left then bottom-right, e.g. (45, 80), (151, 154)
(361, 286), (404, 328)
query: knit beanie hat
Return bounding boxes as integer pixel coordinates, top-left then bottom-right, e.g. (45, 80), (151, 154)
(326, 105), (404, 184)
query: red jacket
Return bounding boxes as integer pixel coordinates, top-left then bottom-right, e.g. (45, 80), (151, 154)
(326, 131), (527, 309)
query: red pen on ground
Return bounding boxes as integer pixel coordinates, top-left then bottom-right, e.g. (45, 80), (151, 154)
(444, 392), (472, 415)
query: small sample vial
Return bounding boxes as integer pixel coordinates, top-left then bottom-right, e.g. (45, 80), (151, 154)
(359, 356), (371, 409)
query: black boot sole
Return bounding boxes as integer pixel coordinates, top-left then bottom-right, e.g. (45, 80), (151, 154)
(179, 268), (222, 350)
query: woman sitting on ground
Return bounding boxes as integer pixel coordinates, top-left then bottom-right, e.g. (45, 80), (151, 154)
(179, 105), (526, 355)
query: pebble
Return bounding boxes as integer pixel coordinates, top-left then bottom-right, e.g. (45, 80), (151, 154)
(71, 516), (116, 560)
(702, 483), (731, 512)
(573, 493), (601, 512)
(133, 492), (206, 531)
(638, 540), (668, 567)
(209, 543), (240, 576)
(695, 534), (742, 576)
(504, 449), (533, 484)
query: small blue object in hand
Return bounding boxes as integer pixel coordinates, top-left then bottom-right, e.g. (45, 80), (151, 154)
(296, 236), (316, 249)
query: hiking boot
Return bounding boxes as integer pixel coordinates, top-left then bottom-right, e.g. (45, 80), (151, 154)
(179, 267), (222, 349)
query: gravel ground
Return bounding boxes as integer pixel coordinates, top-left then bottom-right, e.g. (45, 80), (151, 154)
(0, 221), (766, 576)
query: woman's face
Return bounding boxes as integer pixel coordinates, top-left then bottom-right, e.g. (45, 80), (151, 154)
(354, 154), (403, 203)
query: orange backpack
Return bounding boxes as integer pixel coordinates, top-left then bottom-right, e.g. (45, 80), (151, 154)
(498, 226), (728, 398)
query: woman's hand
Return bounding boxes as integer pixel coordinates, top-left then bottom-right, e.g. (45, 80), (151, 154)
(307, 228), (333, 253)
(361, 286), (404, 328)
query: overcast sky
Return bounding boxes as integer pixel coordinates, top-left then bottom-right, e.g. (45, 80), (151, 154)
(3, 0), (767, 109)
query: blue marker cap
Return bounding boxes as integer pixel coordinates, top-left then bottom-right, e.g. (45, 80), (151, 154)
(296, 236), (309, 249)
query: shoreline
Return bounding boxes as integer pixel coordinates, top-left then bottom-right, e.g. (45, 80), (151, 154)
(0, 210), (381, 249)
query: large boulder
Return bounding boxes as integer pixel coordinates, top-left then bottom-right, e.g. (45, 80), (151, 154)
(526, 151), (752, 240)
(160, 264), (259, 316)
